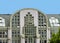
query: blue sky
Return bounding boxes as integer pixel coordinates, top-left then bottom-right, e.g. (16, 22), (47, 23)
(0, 0), (60, 14)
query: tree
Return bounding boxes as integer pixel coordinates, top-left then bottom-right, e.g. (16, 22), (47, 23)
(50, 27), (60, 43)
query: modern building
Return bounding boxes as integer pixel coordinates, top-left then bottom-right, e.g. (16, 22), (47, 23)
(0, 8), (60, 43)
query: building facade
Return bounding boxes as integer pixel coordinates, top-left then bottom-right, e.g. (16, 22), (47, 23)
(0, 8), (60, 43)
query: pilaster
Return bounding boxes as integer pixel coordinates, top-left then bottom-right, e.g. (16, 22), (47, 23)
(8, 28), (12, 43)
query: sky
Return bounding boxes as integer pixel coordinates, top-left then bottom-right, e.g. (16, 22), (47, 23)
(0, 0), (60, 14)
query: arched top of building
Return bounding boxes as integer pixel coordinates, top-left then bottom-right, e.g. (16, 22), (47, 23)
(11, 8), (47, 19)
(10, 8), (48, 27)
(14, 8), (44, 14)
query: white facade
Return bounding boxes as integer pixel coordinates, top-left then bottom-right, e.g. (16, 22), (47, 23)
(0, 17), (5, 26)
(49, 17), (60, 26)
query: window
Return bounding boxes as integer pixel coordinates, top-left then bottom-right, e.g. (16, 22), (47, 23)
(44, 40), (47, 43)
(26, 15), (28, 16)
(30, 15), (32, 16)
(32, 17), (34, 18)
(0, 19), (2, 20)
(39, 30), (41, 34)
(38, 14), (46, 26)
(0, 35), (2, 37)
(28, 12), (30, 14)
(0, 31), (7, 38)
(44, 30), (46, 34)
(24, 13), (34, 26)
(40, 40), (41, 43)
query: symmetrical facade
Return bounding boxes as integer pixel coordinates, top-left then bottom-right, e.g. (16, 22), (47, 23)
(0, 8), (60, 43)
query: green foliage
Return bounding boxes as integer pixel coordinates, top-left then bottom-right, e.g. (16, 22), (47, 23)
(50, 27), (60, 43)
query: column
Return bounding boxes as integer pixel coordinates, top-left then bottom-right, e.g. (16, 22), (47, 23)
(47, 27), (50, 43)
(8, 28), (12, 43)
(21, 38), (25, 43)
(21, 34), (25, 43)
(36, 28), (40, 43)
(36, 38), (40, 43)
